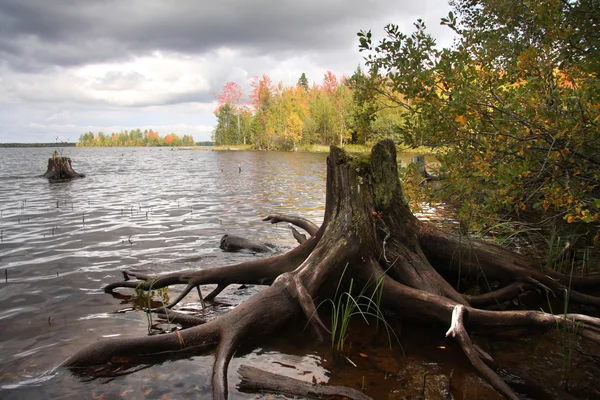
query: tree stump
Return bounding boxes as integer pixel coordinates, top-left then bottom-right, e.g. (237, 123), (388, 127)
(42, 156), (85, 182)
(411, 155), (431, 180)
(61, 140), (600, 400)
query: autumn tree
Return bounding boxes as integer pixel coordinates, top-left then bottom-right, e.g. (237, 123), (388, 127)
(282, 112), (303, 148)
(95, 132), (106, 146)
(249, 74), (275, 148)
(333, 76), (354, 146)
(181, 134), (196, 146)
(164, 133), (183, 146)
(145, 131), (161, 146)
(213, 82), (247, 145)
(211, 70), (410, 149)
(359, 0), (600, 231)
(77, 132), (95, 146)
(346, 66), (376, 144)
(308, 86), (336, 145)
(213, 104), (238, 146)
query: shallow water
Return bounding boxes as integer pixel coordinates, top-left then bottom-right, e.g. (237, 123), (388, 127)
(1, 147), (595, 400)
(0, 146), (335, 398)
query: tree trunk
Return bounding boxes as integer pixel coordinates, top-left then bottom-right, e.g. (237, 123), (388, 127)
(62, 140), (600, 400)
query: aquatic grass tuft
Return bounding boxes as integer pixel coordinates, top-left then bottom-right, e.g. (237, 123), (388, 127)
(313, 264), (402, 362)
(544, 255), (585, 387)
(133, 279), (172, 334)
(556, 258), (583, 387)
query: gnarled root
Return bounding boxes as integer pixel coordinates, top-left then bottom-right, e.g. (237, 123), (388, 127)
(104, 214), (322, 308)
(65, 140), (600, 400)
(419, 227), (600, 308)
(446, 305), (519, 400)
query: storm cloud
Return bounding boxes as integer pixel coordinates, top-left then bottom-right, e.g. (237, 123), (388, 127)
(0, 0), (452, 142)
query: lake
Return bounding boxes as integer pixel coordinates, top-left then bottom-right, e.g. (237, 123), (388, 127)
(0, 146), (497, 399)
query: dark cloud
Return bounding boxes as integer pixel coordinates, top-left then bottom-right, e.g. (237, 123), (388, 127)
(0, 0), (443, 71)
(0, 0), (452, 142)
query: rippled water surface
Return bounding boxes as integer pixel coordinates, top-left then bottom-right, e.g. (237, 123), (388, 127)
(0, 147), (505, 400)
(0, 147), (335, 398)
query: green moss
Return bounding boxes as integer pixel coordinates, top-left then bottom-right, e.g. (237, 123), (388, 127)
(347, 152), (372, 184)
(351, 211), (367, 237)
(370, 141), (401, 211)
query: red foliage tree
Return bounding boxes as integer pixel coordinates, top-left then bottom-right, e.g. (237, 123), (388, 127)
(322, 70), (338, 96)
(249, 74), (273, 112)
(214, 81), (243, 113)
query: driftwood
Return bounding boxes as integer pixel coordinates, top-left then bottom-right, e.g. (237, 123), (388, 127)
(237, 364), (372, 400)
(61, 140), (600, 400)
(42, 156), (85, 182)
(219, 219), (314, 252)
(219, 234), (273, 253)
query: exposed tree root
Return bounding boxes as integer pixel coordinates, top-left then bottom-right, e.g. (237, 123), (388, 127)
(105, 214), (321, 309)
(63, 140), (600, 399)
(155, 307), (206, 327)
(465, 281), (533, 308)
(446, 305), (519, 400)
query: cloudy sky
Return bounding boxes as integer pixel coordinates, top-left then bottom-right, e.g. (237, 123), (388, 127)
(0, 0), (453, 143)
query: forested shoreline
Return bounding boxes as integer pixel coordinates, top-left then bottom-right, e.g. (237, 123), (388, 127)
(210, 0), (599, 232)
(0, 143), (77, 148)
(211, 69), (399, 150)
(77, 129), (196, 147)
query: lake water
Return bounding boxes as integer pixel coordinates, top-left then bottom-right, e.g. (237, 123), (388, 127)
(0, 147), (497, 400)
(0, 147), (332, 398)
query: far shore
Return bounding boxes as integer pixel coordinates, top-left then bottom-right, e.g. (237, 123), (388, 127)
(201, 143), (438, 155)
(0, 142), (438, 155)
(0, 142), (78, 148)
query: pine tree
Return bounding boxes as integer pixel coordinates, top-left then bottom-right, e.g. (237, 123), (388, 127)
(297, 72), (309, 92)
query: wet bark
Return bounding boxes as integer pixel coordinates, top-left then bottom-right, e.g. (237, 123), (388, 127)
(62, 140), (600, 400)
(238, 365), (372, 400)
(219, 234), (273, 253)
(42, 156), (85, 182)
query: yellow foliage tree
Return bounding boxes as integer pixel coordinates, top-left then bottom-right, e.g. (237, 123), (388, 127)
(283, 112), (303, 148)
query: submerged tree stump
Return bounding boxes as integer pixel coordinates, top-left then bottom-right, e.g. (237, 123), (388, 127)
(411, 154), (433, 181)
(62, 140), (600, 400)
(42, 156), (85, 182)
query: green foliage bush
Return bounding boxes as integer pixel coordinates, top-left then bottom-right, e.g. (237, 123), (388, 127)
(358, 0), (600, 232)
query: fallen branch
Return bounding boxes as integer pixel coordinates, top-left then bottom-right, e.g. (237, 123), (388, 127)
(238, 364), (373, 400)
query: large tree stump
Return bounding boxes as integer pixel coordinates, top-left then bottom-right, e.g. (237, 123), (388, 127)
(62, 140), (600, 400)
(42, 155), (85, 182)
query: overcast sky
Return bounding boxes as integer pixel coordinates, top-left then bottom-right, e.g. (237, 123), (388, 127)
(0, 0), (453, 143)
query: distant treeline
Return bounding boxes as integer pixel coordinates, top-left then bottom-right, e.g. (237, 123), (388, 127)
(78, 129), (196, 147)
(0, 143), (77, 148)
(211, 68), (404, 150)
